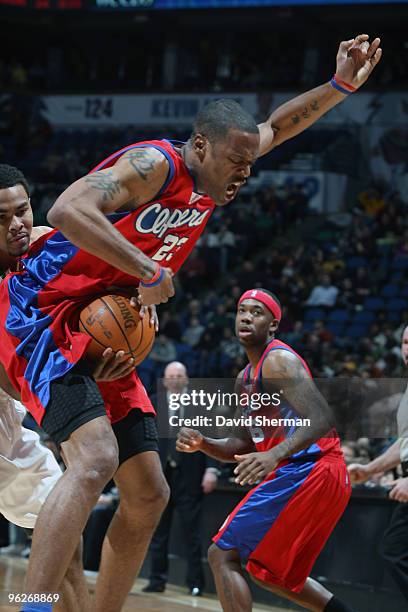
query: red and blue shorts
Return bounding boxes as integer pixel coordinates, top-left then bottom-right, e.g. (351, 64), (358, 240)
(213, 454), (351, 593)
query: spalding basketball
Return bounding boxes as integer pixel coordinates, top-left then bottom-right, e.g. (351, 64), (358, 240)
(79, 295), (155, 365)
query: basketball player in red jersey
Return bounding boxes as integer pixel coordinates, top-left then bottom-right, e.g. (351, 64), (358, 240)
(0, 165), (145, 612)
(0, 36), (380, 612)
(177, 289), (353, 612)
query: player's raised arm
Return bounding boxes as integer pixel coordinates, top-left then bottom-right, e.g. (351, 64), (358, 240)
(47, 147), (173, 297)
(257, 34), (382, 156)
(261, 350), (334, 462)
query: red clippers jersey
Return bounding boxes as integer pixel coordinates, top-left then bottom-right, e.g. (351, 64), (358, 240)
(241, 339), (342, 460)
(0, 139), (215, 425)
(89, 139), (216, 274)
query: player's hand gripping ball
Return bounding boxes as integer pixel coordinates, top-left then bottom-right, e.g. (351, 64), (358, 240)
(79, 294), (155, 365)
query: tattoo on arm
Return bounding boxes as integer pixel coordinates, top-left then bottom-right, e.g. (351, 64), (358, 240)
(124, 148), (159, 181)
(291, 99), (321, 126)
(84, 171), (121, 202)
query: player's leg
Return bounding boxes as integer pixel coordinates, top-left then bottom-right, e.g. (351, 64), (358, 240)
(93, 411), (169, 612)
(25, 415), (118, 595)
(245, 459), (355, 612)
(56, 540), (90, 612)
(252, 576), (358, 612)
(24, 367), (119, 595)
(251, 575), (334, 611)
(208, 543), (353, 612)
(0, 399), (92, 610)
(210, 458), (353, 612)
(144, 483), (174, 591)
(207, 544), (252, 612)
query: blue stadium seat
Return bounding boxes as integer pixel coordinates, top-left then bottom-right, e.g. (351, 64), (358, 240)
(386, 298), (406, 312)
(137, 357), (156, 390)
(363, 297), (385, 311)
(305, 308), (326, 322)
(377, 244), (393, 256)
(302, 322), (315, 332)
(328, 309), (349, 323)
(392, 258), (408, 270)
(353, 311), (375, 325)
(346, 324), (369, 339)
(380, 284), (399, 298)
(377, 259), (390, 273)
(326, 322), (345, 336)
(391, 272), (403, 282)
(346, 256), (367, 269)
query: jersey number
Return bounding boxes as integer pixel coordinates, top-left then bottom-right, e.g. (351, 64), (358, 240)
(248, 426), (264, 443)
(152, 234), (189, 262)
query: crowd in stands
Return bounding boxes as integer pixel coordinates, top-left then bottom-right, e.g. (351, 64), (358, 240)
(143, 185), (408, 383)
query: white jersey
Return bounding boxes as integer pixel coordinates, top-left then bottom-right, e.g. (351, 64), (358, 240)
(0, 390), (61, 529)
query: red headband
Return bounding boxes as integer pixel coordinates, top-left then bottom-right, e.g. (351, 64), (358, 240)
(238, 289), (282, 321)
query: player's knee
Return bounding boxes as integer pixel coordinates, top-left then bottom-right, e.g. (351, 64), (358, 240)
(139, 478), (169, 517)
(77, 445), (119, 491)
(65, 423), (119, 488)
(208, 543), (223, 569)
(123, 479), (169, 526)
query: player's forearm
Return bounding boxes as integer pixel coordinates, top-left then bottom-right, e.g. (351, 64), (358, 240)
(47, 194), (156, 280)
(260, 82), (346, 153)
(201, 436), (254, 462)
(365, 441), (401, 475)
(272, 419), (331, 464)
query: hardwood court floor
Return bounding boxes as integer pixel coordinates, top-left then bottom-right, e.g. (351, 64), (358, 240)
(0, 557), (285, 612)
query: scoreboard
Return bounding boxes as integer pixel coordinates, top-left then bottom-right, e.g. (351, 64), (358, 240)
(0, 0), (406, 9)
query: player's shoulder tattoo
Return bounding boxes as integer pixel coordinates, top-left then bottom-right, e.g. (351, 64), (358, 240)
(120, 147), (168, 181)
(84, 169), (121, 202)
(264, 349), (303, 378)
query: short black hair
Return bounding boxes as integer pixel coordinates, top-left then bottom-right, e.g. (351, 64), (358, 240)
(192, 99), (259, 145)
(0, 165), (30, 198)
(258, 288), (281, 310)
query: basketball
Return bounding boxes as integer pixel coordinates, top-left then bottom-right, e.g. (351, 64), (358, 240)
(79, 294), (155, 365)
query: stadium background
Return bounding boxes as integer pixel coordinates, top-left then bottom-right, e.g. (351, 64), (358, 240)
(0, 0), (407, 610)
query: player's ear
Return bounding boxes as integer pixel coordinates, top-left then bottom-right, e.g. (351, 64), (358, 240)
(270, 319), (279, 335)
(193, 133), (208, 161)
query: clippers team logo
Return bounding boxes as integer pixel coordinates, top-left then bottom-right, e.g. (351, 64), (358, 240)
(134, 201), (211, 263)
(135, 202), (211, 238)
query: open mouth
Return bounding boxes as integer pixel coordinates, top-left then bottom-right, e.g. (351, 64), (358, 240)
(238, 327), (253, 337)
(225, 181), (245, 201)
